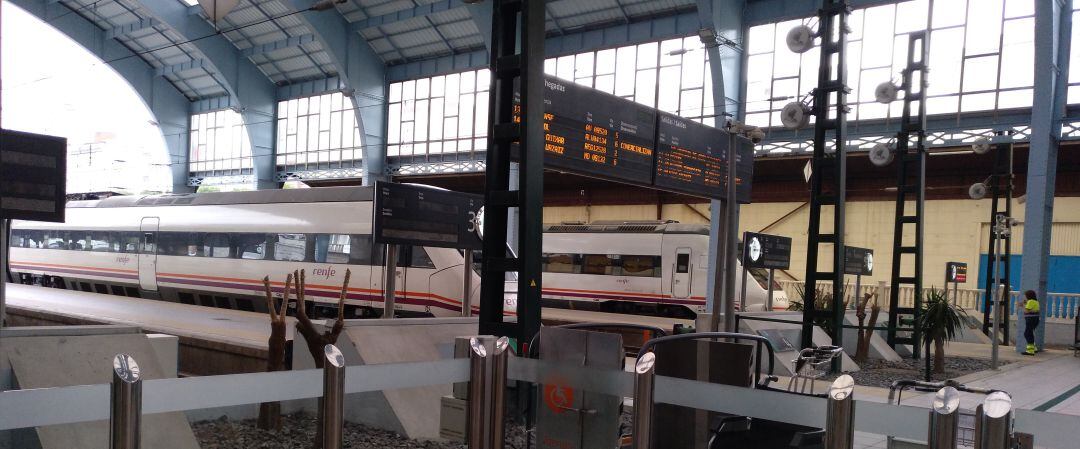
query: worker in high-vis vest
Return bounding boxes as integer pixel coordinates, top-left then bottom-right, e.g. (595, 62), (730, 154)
(1023, 290), (1041, 356)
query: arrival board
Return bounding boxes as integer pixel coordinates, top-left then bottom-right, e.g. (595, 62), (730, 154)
(654, 112), (754, 203)
(515, 76), (657, 185)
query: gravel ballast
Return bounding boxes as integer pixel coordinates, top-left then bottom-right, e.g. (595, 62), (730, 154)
(193, 413), (467, 449)
(834, 356), (1008, 389)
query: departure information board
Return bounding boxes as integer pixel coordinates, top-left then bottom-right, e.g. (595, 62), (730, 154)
(655, 112), (754, 203)
(372, 182), (483, 250)
(511, 76), (755, 202)
(515, 77), (657, 185)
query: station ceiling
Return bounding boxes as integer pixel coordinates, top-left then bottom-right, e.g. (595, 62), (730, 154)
(55, 0), (697, 100)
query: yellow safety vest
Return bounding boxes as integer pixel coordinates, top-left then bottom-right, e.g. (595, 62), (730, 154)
(1024, 299), (1040, 317)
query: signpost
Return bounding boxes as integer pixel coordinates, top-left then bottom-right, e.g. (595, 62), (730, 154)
(844, 247), (874, 310)
(945, 262), (968, 306)
(740, 232), (792, 311)
(373, 182), (483, 318)
(0, 129), (67, 329)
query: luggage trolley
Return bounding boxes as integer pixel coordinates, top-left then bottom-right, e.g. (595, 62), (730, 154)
(787, 345), (846, 395)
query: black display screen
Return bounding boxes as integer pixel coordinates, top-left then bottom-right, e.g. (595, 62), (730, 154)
(654, 112), (754, 203)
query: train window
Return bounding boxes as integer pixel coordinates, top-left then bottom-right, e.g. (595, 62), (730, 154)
(583, 254), (617, 275)
(621, 255), (660, 277)
(159, 232), (199, 256)
(118, 232), (141, 253)
(43, 231), (65, 249)
(675, 253), (690, 273)
(204, 233), (231, 258)
(142, 232), (156, 254)
(348, 235), (375, 265)
(273, 234), (307, 261)
(89, 232), (112, 252)
(64, 232), (86, 251)
(542, 253), (579, 273)
(234, 234), (267, 260)
(409, 247), (436, 269)
(314, 234), (351, 264)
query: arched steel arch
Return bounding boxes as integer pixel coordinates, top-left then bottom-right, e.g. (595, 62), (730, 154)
(9, 0), (194, 193)
(285, 0), (389, 185)
(138, 0), (278, 189)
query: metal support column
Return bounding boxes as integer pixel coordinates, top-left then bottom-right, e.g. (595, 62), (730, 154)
(974, 392), (1012, 449)
(383, 244), (397, 319)
(802, 0), (851, 356)
(462, 249), (474, 317)
(467, 336), (510, 449)
(825, 375), (855, 449)
(1020, 0), (1071, 353)
(980, 139), (1013, 344)
(110, 354), (142, 449)
(886, 31), (930, 358)
(928, 387), (960, 449)
(632, 352), (656, 449)
(478, 0), (545, 345)
(322, 345), (346, 449)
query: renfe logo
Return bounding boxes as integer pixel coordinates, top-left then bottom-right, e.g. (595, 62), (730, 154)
(312, 266), (336, 279)
(115, 256), (132, 264)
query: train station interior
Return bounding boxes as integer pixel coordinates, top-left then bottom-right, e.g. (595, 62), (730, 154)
(1, 0), (1079, 448)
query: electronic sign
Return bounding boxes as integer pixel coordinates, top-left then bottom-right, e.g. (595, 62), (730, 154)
(654, 112), (754, 202)
(515, 76), (657, 185)
(844, 247), (874, 276)
(742, 232), (792, 270)
(0, 129), (67, 222)
(946, 262), (968, 283)
(372, 182), (483, 250)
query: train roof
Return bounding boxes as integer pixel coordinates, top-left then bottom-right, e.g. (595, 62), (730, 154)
(66, 186), (374, 209)
(543, 221), (709, 235)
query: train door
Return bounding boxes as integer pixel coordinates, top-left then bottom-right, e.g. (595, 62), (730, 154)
(671, 247), (692, 299)
(138, 217), (159, 291)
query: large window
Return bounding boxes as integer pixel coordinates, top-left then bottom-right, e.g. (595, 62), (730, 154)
(189, 109), (253, 177)
(276, 92), (363, 173)
(386, 37), (720, 158)
(1068, 2), (1080, 104)
(387, 69), (491, 158)
(745, 0), (1035, 129)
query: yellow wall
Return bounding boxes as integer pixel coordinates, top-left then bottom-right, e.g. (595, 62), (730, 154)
(544, 197), (1080, 290)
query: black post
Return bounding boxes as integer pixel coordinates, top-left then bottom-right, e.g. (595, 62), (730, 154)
(980, 138), (1013, 345)
(886, 31), (929, 360)
(801, 0), (851, 363)
(478, 0), (546, 346)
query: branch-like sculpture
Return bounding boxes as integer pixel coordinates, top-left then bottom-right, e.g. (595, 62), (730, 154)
(291, 268), (350, 448)
(257, 273), (292, 430)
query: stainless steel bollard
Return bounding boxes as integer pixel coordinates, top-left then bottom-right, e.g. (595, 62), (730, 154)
(928, 386), (960, 449)
(383, 244), (398, 319)
(110, 354), (142, 449)
(489, 337), (510, 449)
(975, 391), (1012, 449)
(322, 344), (346, 449)
(467, 337), (491, 449)
(825, 374), (855, 449)
(632, 352), (657, 449)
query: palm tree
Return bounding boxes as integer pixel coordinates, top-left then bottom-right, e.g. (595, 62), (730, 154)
(918, 288), (969, 374)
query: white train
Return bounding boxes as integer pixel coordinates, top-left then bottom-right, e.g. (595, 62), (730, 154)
(539, 221), (788, 317)
(9, 187), (785, 318)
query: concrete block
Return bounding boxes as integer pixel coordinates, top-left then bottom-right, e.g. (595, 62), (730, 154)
(146, 334), (179, 378)
(439, 396), (467, 443)
(736, 312), (860, 376)
(0, 333), (199, 449)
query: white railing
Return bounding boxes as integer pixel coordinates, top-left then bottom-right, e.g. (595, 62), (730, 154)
(777, 280), (1079, 322)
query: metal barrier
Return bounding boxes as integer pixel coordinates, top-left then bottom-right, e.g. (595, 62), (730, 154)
(637, 332), (777, 388)
(322, 345), (346, 449)
(975, 392), (1013, 449)
(467, 336), (510, 449)
(631, 352), (656, 449)
(928, 387), (960, 449)
(825, 375), (855, 449)
(110, 354), (142, 449)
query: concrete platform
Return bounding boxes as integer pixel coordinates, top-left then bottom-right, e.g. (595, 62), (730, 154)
(4, 283), (285, 375)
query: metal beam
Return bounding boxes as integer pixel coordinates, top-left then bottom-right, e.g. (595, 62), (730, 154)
(286, 0), (388, 185)
(349, 0), (465, 32)
(138, 0), (278, 189)
(154, 58), (206, 76)
(1019, 0), (1071, 352)
(697, 0), (743, 326)
(105, 17), (159, 39)
(240, 33), (316, 57)
(10, 0), (193, 193)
